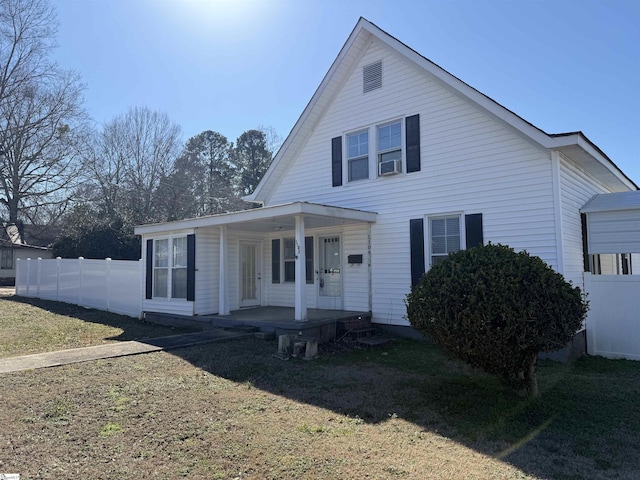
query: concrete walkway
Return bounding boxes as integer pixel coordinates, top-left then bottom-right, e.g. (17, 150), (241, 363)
(0, 329), (251, 374)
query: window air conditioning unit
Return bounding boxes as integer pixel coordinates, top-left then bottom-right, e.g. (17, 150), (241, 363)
(379, 159), (401, 176)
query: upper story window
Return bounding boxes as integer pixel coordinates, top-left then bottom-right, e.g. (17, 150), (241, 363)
(331, 114), (420, 187)
(347, 130), (369, 182)
(377, 121), (402, 175)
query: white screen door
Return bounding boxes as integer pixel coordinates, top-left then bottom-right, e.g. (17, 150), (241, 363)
(318, 236), (342, 309)
(240, 241), (261, 307)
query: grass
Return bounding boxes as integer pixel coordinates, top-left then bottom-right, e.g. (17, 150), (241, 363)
(1, 299), (639, 479)
(0, 295), (192, 358)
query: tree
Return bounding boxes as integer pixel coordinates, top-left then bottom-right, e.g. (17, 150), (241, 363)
(0, 0), (86, 223)
(51, 202), (140, 260)
(405, 243), (588, 396)
(233, 129), (272, 196)
(81, 107), (182, 225)
(159, 130), (242, 219)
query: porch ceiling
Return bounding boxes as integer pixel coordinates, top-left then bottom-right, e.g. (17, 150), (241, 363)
(134, 202), (377, 235)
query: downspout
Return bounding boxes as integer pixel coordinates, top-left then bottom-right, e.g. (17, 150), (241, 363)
(551, 151), (565, 276)
(368, 223), (373, 313)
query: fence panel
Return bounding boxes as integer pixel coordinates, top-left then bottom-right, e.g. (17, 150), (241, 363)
(81, 259), (108, 311)
(15, 257), (143, 318)
(58, 260), (81, 305)
(585, 272), (640, 360)
(108, 260), (143, 317)
(38, 259), (59, 301)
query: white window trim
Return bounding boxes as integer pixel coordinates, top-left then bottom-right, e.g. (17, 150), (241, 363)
(151, 234), (190, 301)
(426, 212), (466, 269)
(341, 117), (408, 185)
(345, 128), (370, 183)
(376, 119), (404, 176)
(283, 237), (296, 283)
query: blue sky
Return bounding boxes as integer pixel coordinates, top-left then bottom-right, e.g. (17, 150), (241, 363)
(54, 0), (639, 184)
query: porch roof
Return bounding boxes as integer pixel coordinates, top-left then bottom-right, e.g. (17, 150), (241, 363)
(134, 201), (377, 235)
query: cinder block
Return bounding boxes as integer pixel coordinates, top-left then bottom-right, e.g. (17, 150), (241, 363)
(304, 339), (318, 360)
(278, 334), (292, 354)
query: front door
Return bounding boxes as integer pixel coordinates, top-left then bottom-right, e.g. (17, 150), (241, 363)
(318, 235), (342, 309)
(239, 241), (261, 307)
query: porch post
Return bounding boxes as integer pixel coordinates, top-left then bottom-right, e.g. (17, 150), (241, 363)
(294, 214), (307, 321)
(219, 225), (230, 315)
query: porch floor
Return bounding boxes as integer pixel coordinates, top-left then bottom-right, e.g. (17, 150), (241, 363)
(212, 307), (368, 325)
(144, 307), (372, 344)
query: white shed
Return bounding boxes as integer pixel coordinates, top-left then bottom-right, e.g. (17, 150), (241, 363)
(581, 191), (640, 255)
(581, 190), (640, 360)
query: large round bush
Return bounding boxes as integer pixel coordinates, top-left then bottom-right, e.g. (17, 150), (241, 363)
(406, 243), (588, 395)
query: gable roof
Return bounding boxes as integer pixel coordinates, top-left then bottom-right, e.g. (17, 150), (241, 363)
(247, 17), (637, 204)
(0, 223), (60, 249)
(581, 190), (640, 213)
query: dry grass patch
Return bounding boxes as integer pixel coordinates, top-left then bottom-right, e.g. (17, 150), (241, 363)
(1, 336), (639, 479)
(0, 295), (191, 358)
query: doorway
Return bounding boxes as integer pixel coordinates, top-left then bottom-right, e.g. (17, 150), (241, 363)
(317, 235), (342, 309)
(239, 241), (261, 307)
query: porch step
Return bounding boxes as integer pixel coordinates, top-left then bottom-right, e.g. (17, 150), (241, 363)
(356, 336), (396, 347)
(225, 325), (260, 333)
(349, 327), (377, 338)
(337, 314), (373, 336)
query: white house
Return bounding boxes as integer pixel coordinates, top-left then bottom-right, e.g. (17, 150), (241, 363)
(134, 18), (637, 338)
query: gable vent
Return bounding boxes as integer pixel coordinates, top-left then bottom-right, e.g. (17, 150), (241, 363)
(363, 60), (382, 93)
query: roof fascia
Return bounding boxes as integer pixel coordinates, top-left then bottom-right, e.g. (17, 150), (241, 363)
(134, 202), (377, 236)
(552, 133), (638, 190)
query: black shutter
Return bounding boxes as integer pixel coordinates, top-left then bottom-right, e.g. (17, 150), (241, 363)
(465, 214), (483, 248)
(331, 136), (342, 187)
(305, 236), (314, 284)
(581, 213), (590, 272)
(271, 239), (280, 283)
(410, 218), (425, 287)
(405, 114), (421, 173)
(187, 234), (196, 301)
(145, 239), (153, 299)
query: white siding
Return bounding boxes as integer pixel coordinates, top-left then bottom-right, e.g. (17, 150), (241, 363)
(141, 233), (194, 317)
(194, 230), (219, 315)
(263, 234), (316, 308)
(559, 155), (611, 287)
(343, 224), (370, 311)
(268, 40), (557, 325)
(587, 209), (640, 255)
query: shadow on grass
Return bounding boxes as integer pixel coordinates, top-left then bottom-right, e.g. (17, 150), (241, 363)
(3, 295), (195, 342)
(169, 337), (640, 480)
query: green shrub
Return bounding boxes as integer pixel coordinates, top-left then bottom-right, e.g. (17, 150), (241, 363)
(405, 243), (588, 396)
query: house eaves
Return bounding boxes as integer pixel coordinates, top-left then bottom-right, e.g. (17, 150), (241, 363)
(247, 17), (636, 204)
(134, 201), (377, 236)
(581, 190), (640, 213)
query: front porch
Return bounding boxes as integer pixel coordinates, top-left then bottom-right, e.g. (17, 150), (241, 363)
(136, 202), (378, 323)
(145, 306), (372, 343)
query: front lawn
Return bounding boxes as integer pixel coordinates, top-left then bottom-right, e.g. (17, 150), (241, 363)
(1, 330), (639, 479)
(0, 295), (191, 358)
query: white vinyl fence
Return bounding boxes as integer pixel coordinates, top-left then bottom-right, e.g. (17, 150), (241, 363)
(584, 272), (640, 360)
(15, 257), (143, 318)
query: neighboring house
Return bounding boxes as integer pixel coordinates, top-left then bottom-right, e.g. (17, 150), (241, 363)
(134, 18), (637, 336)
(0, 223), (59, 285)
